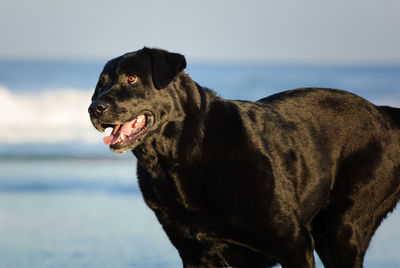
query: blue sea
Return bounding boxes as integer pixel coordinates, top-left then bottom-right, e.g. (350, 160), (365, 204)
(0, 59), (400, 268)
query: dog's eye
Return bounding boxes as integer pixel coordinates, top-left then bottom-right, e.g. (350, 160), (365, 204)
(127, 75), (138, 85)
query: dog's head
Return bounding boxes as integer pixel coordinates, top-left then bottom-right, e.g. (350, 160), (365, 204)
(89, 47), (186, 153)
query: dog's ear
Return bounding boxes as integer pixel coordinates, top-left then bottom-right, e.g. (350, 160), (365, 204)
(143, 47), (187, 89)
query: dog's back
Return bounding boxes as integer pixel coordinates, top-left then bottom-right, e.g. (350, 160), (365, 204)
(380, 105), (400, 128)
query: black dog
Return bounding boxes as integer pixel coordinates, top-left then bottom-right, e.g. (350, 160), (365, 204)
(89, 47), (400, 268)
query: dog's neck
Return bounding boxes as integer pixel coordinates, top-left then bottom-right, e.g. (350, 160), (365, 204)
(133, 72), (219, 177)
(174, 72), (216, 113)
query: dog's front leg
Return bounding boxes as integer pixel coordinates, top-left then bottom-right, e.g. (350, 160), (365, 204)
(278, 226), (316, 268)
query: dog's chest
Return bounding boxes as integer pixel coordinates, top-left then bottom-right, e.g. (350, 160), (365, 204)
(137, 151), (274, 225)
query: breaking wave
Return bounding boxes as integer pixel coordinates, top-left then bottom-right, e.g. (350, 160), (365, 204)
(0, 86), (102, 144)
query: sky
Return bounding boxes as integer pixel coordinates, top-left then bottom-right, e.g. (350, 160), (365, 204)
(0, 0), (399, 64)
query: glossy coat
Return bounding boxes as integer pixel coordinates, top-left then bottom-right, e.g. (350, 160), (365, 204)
(89, 48), (400, 268)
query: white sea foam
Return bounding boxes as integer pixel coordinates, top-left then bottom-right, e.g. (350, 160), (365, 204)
(0, 86), (103, 144)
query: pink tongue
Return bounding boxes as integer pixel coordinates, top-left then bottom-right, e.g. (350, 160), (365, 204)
(103, 119), (136, 145)
(103, 115), (146, 145)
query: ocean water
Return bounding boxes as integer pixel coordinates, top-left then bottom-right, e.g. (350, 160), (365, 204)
(0, 60), (400, 267)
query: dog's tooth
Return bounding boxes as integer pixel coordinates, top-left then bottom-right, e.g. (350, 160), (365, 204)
(121, 133), (125, 141)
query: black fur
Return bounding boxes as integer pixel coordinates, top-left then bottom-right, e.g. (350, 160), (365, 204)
(89, 47), (400, 268)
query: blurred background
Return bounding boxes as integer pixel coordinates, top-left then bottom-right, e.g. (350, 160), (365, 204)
(0, 0), (399, 267)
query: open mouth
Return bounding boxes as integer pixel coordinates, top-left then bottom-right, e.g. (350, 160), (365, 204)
(102, 113), (154, 147)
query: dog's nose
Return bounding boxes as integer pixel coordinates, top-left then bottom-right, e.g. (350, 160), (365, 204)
(88, 101), (110, 116)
